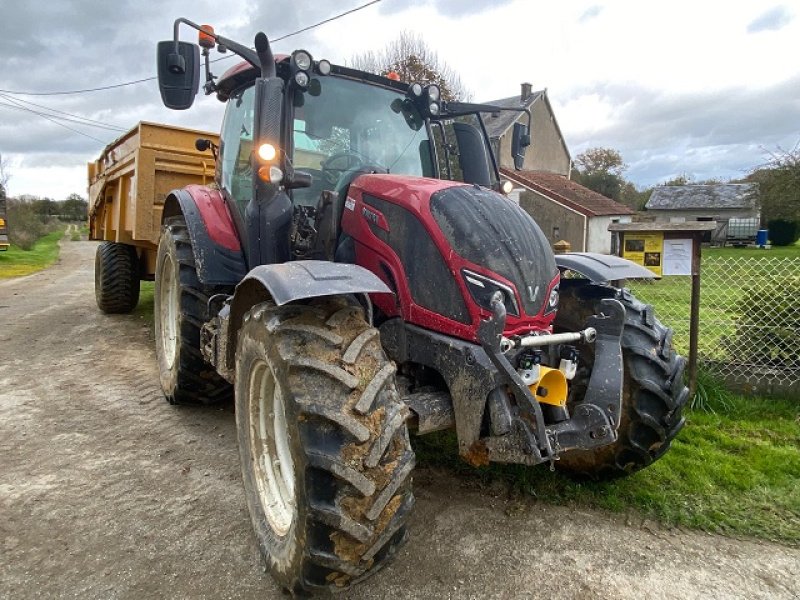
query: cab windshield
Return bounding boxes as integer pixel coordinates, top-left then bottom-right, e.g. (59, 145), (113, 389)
(291, 76), (434, 205)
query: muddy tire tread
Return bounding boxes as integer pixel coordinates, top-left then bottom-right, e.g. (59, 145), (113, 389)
(236, 300), (414, 595)
(95, 241), (140, 314)
(157, 216), (231, 406)
(555, 282), (690, 479)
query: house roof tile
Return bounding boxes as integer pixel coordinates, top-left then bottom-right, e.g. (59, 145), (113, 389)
(502, 168), (636, 217)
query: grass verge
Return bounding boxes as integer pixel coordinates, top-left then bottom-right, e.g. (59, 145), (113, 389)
(0, 229), (65, 279)
(135, 281), (155, 327)
(414, 393), (800, 546)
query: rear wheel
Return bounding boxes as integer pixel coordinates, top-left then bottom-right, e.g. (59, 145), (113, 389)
(154, 215), (230, 405)
(554, 282), (689, 479)
(235, 298), (415, 595)
(95, 242), (140, 314)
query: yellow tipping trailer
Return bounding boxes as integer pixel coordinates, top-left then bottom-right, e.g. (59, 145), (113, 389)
(88, 121), (217, 312)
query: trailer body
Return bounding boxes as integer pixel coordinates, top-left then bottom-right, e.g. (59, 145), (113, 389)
(88, 121), (218, 276)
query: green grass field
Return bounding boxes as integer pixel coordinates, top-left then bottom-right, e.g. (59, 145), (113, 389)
(705, 240), (800, 259)
(0, 229), (64, 279)
(627, 241), (800, 358)
(136, 281), (155, 325)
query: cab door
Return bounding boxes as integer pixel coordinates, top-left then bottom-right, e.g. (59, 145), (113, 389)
(217, 84), (256, 264)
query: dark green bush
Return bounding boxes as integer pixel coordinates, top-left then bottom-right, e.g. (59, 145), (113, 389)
(726, 277), (800, 369)
(767, 219), (800, 246)
(7, 202), (49, 250)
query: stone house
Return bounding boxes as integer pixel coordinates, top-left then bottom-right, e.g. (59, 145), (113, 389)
(482, 84), (634, 253)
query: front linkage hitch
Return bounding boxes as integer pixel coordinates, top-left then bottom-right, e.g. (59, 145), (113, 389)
(476, 294), (627, 467)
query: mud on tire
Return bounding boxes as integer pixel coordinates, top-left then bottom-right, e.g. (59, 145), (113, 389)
(235, 298), (415, 595)
(154, 215), (231, 405)
(554, 281), (689, 479)
(95, 241), (140, 314)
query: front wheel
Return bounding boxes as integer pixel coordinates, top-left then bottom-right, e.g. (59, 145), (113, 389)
(154, 215), (231, 405)
(235, 298), (415, 595)
(554, 282), (689, 479)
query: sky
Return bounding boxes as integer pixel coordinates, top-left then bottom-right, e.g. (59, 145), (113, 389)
(1, 0), (799, 199)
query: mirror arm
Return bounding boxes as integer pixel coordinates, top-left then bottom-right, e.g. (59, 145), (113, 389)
(171, 18), (260, 69)
(172, 17), (196, 52)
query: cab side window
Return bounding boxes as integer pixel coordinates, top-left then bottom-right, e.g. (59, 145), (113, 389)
(219, 86), (256, 212)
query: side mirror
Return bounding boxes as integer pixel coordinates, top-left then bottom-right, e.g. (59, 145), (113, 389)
(287, 170), (313, 189)
(452, 122), (492, 187)
(157, 40), (200, 110)
(511, 122), (531, 170)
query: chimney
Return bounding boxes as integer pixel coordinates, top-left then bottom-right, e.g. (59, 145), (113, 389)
(521, 82), (532, 101)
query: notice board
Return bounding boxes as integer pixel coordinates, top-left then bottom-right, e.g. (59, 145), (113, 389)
(622, 232), (663, 276)
(662, 238), (693, 276)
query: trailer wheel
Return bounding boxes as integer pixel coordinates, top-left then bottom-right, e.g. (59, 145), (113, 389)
(554, 281), (689, 479)
(95, 242), (140, 314)
(235, 298), (415, 595)
(154, 215), (231, 405)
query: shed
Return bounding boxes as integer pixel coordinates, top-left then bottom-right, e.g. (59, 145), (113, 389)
(645, 183), (760, 244)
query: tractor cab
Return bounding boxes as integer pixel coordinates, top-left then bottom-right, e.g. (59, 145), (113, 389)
(211, 55), (526, 206)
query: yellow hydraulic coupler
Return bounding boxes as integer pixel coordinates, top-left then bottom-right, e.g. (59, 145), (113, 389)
(529, 366), (568, 406)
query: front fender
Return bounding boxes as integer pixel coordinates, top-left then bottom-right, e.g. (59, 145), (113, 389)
(555, 252), (656, 283)
(240, 260), (392, 306)
(224, 260), (393, 373)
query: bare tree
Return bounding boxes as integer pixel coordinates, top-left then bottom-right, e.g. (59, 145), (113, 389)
(349, 31), (470, 101)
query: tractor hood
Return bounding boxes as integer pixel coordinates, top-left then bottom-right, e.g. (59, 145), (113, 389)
(429, 185), (558, 317)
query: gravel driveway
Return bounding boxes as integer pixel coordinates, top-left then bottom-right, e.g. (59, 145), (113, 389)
(1, 240), (798, 599)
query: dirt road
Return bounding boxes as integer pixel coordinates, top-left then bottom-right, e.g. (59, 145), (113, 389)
(1, 240), (798, 599)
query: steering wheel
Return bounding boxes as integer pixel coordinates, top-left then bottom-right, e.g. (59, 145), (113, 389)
(321, 152), (364, 187)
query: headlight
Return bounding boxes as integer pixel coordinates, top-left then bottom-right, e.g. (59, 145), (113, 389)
(409, 82), (423, 97)
(428, 101), (440, 116)
(462, 269), (519, 317)
(317, 59), (331, 75)
(427, 84), (440, 102)
(292, 50), (312, 71)
(294, 71), (309, 87)
(257, 143), (277, 161)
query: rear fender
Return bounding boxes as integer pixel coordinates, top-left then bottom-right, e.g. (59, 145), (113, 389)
(223, 260), (393, 373)
(162, 185), (247, 285)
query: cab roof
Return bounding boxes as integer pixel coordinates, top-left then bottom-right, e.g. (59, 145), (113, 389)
(215, 57), (409, 102)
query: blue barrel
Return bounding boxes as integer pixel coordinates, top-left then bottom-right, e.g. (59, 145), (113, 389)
(756, 229), (768, 247)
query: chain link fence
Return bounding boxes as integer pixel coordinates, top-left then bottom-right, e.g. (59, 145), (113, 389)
(627, 255), (800, 396)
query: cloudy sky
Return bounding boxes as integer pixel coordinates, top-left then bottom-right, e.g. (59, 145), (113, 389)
(1, 0), (798, 199)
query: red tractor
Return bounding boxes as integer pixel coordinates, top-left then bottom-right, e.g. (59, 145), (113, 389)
(151, 19), (687, 595)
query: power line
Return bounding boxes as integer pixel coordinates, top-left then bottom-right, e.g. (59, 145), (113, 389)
(273, 0), (381, 42)
(0, 93), (126, 132)
(0, 100), (110, 144)
(0, 77), (155, 98)
(0, 0), (383, 97)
